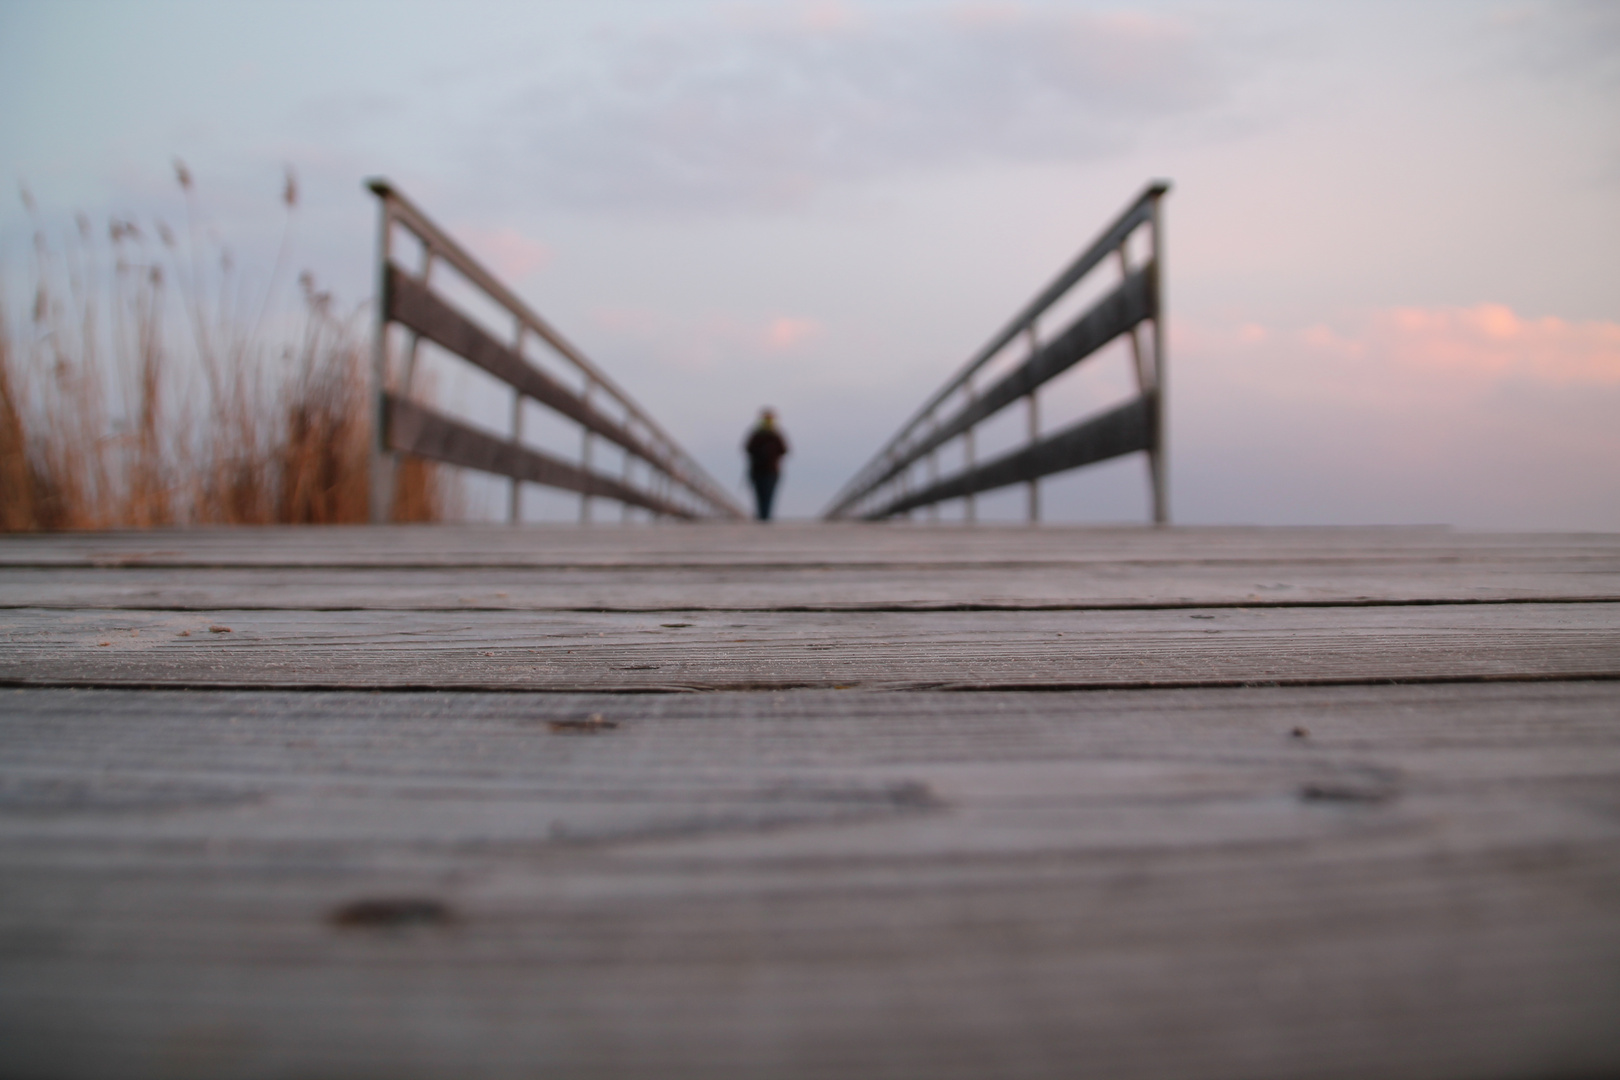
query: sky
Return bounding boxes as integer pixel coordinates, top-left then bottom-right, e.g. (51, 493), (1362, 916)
(2, 0), (1617, 527)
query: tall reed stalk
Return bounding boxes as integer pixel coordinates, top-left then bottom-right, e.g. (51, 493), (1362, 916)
(0, 166), (450, 531)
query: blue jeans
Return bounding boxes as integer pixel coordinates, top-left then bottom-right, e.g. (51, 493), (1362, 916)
(750, 471), (779, 521)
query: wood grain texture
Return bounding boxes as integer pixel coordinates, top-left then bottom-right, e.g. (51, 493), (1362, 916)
(9, 559), (1619, 610)
(3, 520), (1617, 566)
(2, 524), (1617, 611)
(2, 683), (1618, 1080)
(2, 523), (1618, 1079)
(4, 603), (1618, 691)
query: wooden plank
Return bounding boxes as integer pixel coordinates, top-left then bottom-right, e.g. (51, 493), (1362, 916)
(385, 395), (695, 518)
(5, 523), (1618, 569)
(871, 394), (1153, 518)
(3, 524), (1618, 612)
(5, 560), (1620, 611)
(4, 603), (1617, 690)
(2, 682), (1618, 1079)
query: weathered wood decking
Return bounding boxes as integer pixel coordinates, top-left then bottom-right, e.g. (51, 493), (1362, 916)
(3, 523), (1619, 1079)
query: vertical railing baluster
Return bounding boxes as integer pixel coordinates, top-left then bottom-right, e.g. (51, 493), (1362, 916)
(621, 414), (633, 524)
(400, 249), (434, 397)
(927, 415), (939, 524)
(964, 376), (977, 524)
(1025, 324), (1040, 524)
(509, 321), (525, 525)
(368, 201), (395, 524)
(579, 380), (595, 524)
(1149, 191), (1167, 525)
(1116, 245), (1150, 393)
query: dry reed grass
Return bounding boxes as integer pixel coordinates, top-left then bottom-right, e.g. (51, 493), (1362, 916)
(0, 166), (451, 531)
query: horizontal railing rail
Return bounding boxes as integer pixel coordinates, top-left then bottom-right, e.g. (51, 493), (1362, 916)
(824, 181), (1169, 524)
(367, 179), (744, 523)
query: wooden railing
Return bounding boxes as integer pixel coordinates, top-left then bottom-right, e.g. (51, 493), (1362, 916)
(824, 182), (1169, 524)
(366, 180), (744, 523)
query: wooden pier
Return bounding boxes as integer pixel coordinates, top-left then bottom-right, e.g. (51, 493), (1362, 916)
(3, 522), (1619, 1079)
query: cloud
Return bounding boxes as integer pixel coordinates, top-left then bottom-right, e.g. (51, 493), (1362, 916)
(1172, 303), (1620, 528)
(590, 305), (823, 371)
(1183, 302), (1620, 392)
(1493, 0), (1620, 87)
(456, 226), (551, 281)
(473, 4), (1223, 212)
(1375, 304), (1620, 385)
(764, 315), (821, 351)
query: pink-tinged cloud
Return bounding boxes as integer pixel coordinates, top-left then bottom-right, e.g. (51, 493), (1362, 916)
(457, 227), (550, 281)
(765, 316), (822, 351)
(590, 307), (824, 371)
(1172, 302), (1620, 529)
(798, 1), (861, 33)
(1176, 302), (1620, 398)
(1375, 304), (1620, 385)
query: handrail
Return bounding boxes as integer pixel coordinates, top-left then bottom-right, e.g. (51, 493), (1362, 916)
(366, 179), (745, 522)
(824, 181), (1169, 523)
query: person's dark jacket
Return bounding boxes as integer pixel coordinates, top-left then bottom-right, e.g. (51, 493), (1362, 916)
(746, 428), (788, 478)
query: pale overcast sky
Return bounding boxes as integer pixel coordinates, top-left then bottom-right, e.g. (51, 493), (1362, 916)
(2, 0), (1617, 526)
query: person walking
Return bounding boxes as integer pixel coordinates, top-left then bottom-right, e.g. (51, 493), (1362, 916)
(744, 408), (789, 521)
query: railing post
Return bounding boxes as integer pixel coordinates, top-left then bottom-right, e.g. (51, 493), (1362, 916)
(927, 436), (939, 524)
(1149, 192), (1168, 525)
(579, 380), (595, 524)
(1116, 247), (1151, 393)
(400, 250), (434, 398)
(964, 376), (977, 524)
(1025, 324), (1040, 524)
(509, 322), (525, 525)
(621, 421), (633, 524)
(369, 199), (396, 524)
